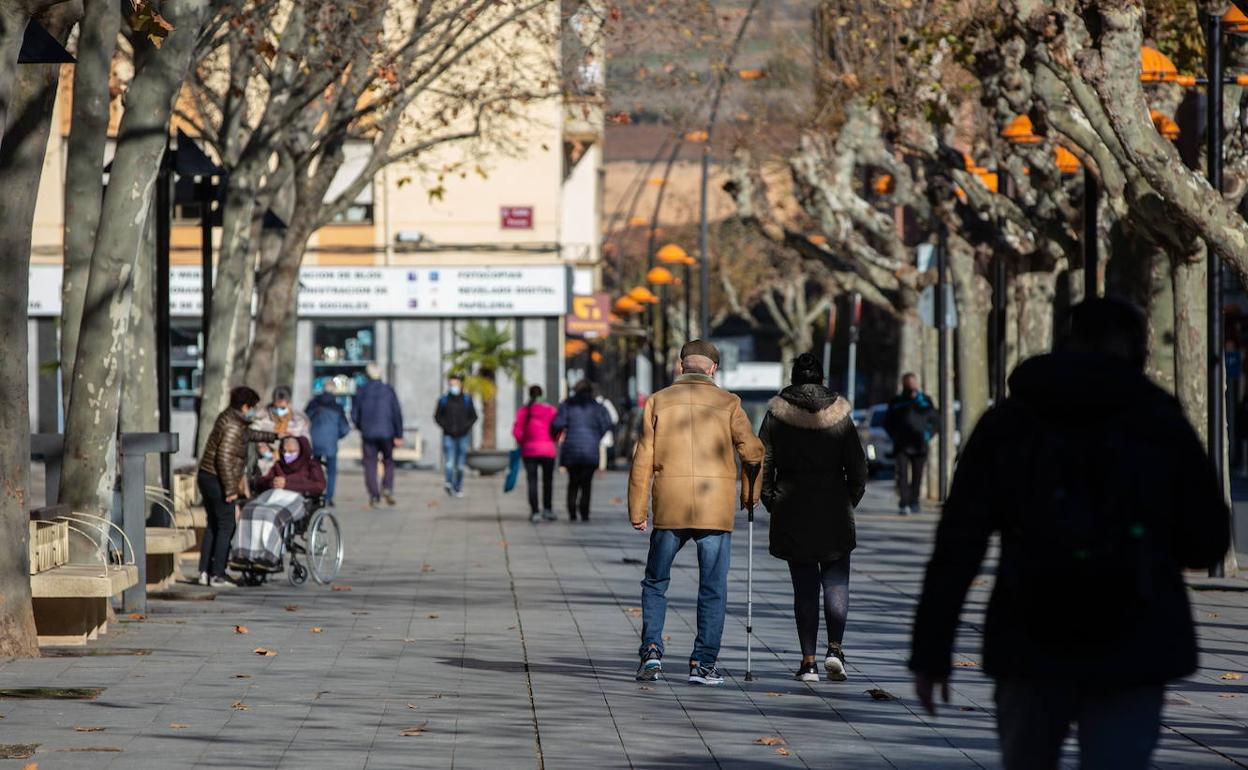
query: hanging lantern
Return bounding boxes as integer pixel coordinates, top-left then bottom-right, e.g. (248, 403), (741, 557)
(646, 267), (676, 285)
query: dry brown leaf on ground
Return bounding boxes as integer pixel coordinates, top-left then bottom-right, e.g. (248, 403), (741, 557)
(399, 722), (428, 737)
(234, 625), (249, 634)
(624, 607), (642, 617)
(23, 763), (36, 770)
(310, 627), (323, 634)
(426, 614), (439, 619)
(1219, 693), (1240, 699)
(421, 564), (435, 573)
(169, 723), (189, 729)
(231, 701), (249, 711)
(754, 736), (784, 746)
(232, 674), (251, 679)
(74, 726), (105, 732)
(953, 660), (979, 668)
(332, 585), (352, 592)
(284, 605), (299, 612)
(426, 500), (440, 508)
(776, 747), (791, 757)
(128, 613), (145, 621)
(1208, 612), (1221, 619)
(407, 703), (419, 709)
(1221, 672), (1243, 680)
(610, 497), (624, 505)
(865, 689), (894, 701)
(960, 706), (976, 712)
(766, 692), (783, 697)
(253, 648), (278, 657)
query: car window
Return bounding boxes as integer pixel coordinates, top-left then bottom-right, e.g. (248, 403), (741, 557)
(870, 406), (887, 428)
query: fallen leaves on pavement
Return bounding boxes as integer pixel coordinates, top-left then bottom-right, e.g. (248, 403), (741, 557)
(776, 747), (791, 757)
(284, 605), (299, 612)
(231, 701), (249, 711)
(1219, 693), (1240, 699)
(1221, 672), (1243, 681)
(953, 660), (979, 668)
(865, 689), (894, 701)
(233, 625), (249, 634)
(766, 692), (783, 697)
(421, 564), (435, 573)
(169, 724), (189, 730)
(310, 627), (323, 634)
(332, 585), (352, 592)
(23, 763), (37, 770)
(73, 726), (104, 732)
(127, 613), (145, 621)
(232, 674), (251, 679)
(407, 703), (419, 709)
(253, 648), (278, 657)
(624, 607), (642, 618)
(426, 614), (439, 619)
(754, 736), (784, 746)
(399, 722), (428, 737)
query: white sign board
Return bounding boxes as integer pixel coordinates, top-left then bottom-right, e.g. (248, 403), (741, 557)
(29, 264), (570, 318)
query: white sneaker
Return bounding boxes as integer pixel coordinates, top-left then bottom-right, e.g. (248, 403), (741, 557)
(209, 575), (236, 588)
(453, 489), (465, 498)
(198, 572), (210, 586)
(825, 644), (847, 681)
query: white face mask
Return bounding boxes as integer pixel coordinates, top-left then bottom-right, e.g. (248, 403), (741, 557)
(449, 385), (462, 396)
(273, 406), (290, 417)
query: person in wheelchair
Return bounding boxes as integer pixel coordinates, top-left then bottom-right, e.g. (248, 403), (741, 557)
(231, 436), (326, 579)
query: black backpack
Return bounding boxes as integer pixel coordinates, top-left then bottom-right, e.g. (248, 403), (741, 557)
(1006, 408), (1153, 644)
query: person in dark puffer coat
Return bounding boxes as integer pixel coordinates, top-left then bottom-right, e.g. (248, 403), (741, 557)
(551, 380), (613, 521)
(760, 353), (868, 684)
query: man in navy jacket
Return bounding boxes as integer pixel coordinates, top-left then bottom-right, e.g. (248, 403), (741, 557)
(352, 364), (404, 507)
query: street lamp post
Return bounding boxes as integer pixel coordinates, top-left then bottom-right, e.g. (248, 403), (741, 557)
(1206, 11), (1228, 577)
(647, 266), (676, 387)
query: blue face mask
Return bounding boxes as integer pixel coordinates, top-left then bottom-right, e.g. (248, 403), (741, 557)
(244, 408), (260, 421)
(449, 385), (462, 396)
(273, 406), (290, 417)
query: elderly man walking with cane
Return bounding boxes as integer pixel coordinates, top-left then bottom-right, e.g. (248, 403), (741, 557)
(630, 340), (764, 685)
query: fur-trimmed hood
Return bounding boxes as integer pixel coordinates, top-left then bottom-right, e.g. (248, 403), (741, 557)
(767, 384), (851, 430)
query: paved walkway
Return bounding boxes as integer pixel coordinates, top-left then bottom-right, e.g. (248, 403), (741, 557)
(3, 467), (1247, 769)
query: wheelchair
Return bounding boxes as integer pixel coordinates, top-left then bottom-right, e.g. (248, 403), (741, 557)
(235, 489), (343, 588)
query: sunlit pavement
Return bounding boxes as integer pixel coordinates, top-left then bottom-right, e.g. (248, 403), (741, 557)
(2, 466), (1246, 768)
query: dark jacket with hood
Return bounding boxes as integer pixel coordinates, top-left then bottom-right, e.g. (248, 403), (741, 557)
(256, 436), (327, 496)
(760, 384), (869, 564)
(551, 392), (612, 467)
(306, 393), (351, 456)
(353, 379), (404, 442)
(884, 390), (939, 456)
(434, 391), (477, 439)
(909, 352), (1230, 685)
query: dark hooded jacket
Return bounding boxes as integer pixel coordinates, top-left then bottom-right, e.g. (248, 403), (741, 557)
(551, 392), (613, 467)
(256, 436), (327, 496)
(760, 384), (869, 563)
(910, 352), (1230, 685)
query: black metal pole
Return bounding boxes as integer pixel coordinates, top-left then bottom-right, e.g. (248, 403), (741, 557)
(659, 284), (669, 387)
(684, 262), (691, 345)
(996, 172), (1011, 402)
(1083, 173), (1100, 299)
(199, 177), (214, 353)
(1207, 13), (1228, 577)
(156, 145), (173, 491)
(935, 232), (949, 503)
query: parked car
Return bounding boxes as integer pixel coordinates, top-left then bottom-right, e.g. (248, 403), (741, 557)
(854, 404), (894, 475)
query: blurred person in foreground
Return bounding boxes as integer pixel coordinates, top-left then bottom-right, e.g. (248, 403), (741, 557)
(909, 297), (1229, 769)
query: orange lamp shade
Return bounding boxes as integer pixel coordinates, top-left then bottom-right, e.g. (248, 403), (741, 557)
(1139, 46), (1193, 85)
(738, 68), (765, 80)
(873, 174), (895, 194)
(1001, 114), (1043, 144)
(1054, 145), (1082, 175)
(1225, 4), (1248, 33)
(1150, 110), (1180, 140)
(565, 339), (589, 357)
(647, 177), (667, 187)
(591, 351), (604, 364)
(614, 296), (644, 313)
(646, 266), (676, 286)
(685, 130), (709, 142)
(656, 243), (689, 264)
(628, 216), (648, 226)
(628, 286), (660, 304)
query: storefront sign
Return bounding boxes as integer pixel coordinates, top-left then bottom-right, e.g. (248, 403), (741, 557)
(500, 206), (534, 229)
(565, 293), (611, 338)
(28, 264), (571, 318)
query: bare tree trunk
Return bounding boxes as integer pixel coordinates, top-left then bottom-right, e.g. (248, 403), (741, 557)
(950, 246), (991, 434)
(0, 13), (66, 656)
(60, 0), (212, 517)
(245, 216), (316, 393)
(1144, 245), (1176, 395)
(120, 201), (160, 484)
(276, 284), (298, 390)
(897, 295), (923, 379)
(1172, 254), (1208, 440)
(1014, 271), (1057, 362)
(60, 0), (119, 408)
(482, 395), (497, 450)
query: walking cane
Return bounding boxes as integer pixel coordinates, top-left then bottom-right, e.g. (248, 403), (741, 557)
(742, 461), (762, 682)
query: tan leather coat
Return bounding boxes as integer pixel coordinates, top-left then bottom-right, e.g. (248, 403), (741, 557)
(628, 374), (764, 531)
(198, 409), (278, 496)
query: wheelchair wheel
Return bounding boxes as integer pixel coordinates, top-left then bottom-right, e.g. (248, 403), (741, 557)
(306, 509), (343, 585)
(289, 561), (308, 586)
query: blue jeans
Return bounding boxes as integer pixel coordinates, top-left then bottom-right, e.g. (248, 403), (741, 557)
(316, 453), (338, 503)
(442, 434), (470, 491)
(639, 528), (731, 665)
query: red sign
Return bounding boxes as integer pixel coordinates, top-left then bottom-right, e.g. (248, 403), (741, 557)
(566, 293), (612, 339)
(500, 206), (534, 229)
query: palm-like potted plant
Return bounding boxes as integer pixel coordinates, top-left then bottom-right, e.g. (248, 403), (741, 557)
(444, 320), (533, 473)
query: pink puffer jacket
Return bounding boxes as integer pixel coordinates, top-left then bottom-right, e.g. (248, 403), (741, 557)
(512, 402), (558, 459)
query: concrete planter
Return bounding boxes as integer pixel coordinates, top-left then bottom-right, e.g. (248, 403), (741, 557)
(465, 449), (510, 476)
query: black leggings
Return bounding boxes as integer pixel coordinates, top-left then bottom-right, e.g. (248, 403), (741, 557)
(524, 457), (554, 513)
(197, 470), (237, 578)
(566, 464), (596, 520)
(787, 556), (851, 658)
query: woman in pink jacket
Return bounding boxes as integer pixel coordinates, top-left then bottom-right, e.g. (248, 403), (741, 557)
(513, 385), (558, 522)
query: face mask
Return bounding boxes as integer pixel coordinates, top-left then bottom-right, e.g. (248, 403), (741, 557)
(259, 447), (273, 458)
(245, 409), (260, 421)
(282, 452), (299, 464)
(273, 406), (290, 417)
(449, 385), (462, 396)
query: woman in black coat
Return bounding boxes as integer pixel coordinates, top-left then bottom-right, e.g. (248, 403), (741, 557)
(760, 353), (868, 683)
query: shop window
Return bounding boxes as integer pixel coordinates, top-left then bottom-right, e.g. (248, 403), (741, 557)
(171, 321), (203, 411)
(313, 322), (376, 412)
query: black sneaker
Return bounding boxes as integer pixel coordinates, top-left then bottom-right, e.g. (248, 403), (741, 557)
(795, 661), (820, 682)
(636, 647), (663, 681)
(825, 643), (847, 681)
(688, 662), (724, 686)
